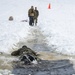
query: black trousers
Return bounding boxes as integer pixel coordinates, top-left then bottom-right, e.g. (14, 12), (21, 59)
(29, 16), (34, 26)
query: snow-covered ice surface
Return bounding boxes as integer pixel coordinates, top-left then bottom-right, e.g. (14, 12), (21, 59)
(0, 0), (75, 75)
(38, 0), (75, 55)
(0, 21), (30, 54)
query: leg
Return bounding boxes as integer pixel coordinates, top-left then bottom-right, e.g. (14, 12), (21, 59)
(35, 18), (37, 26)
(32, 17), (34, 26)
(29, 17), (31, 25)
(29, 16), (33, 26)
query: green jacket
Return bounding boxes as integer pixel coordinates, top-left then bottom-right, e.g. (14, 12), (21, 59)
(34, 10), (39, 19)
(28, 9), (35, 17)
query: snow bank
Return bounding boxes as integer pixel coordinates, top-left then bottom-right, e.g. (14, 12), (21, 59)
(0, 21), (30, 54)
(39, 0), (75, 55)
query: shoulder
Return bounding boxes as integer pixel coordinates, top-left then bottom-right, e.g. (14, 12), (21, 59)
(28, 9), (31, 11)
(37, 10), (39, 12)
(36, 10), (39, 12)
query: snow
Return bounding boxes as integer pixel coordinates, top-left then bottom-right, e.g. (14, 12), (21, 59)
(0, 21), (30, 53)
(38, 0), (75, 55)
(0, 69), (12, 75)
(0, 0), (75, 55)
(32, 60), (38, 64)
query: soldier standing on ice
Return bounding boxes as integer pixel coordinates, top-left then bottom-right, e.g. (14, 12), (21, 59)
(28, 6), (35, 26)
(34, 7), (39, 25)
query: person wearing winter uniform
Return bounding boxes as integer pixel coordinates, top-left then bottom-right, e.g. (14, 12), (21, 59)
(28, 6), (35, 26)
(34, 7), (39, 25)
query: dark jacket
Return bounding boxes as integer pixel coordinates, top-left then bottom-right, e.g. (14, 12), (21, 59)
(34, 10), (39, 19)
(28, 9), (35, 17)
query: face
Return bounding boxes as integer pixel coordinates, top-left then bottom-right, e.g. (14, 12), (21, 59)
(31, 6), (34, 9)
(35, 7), (37, 10)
